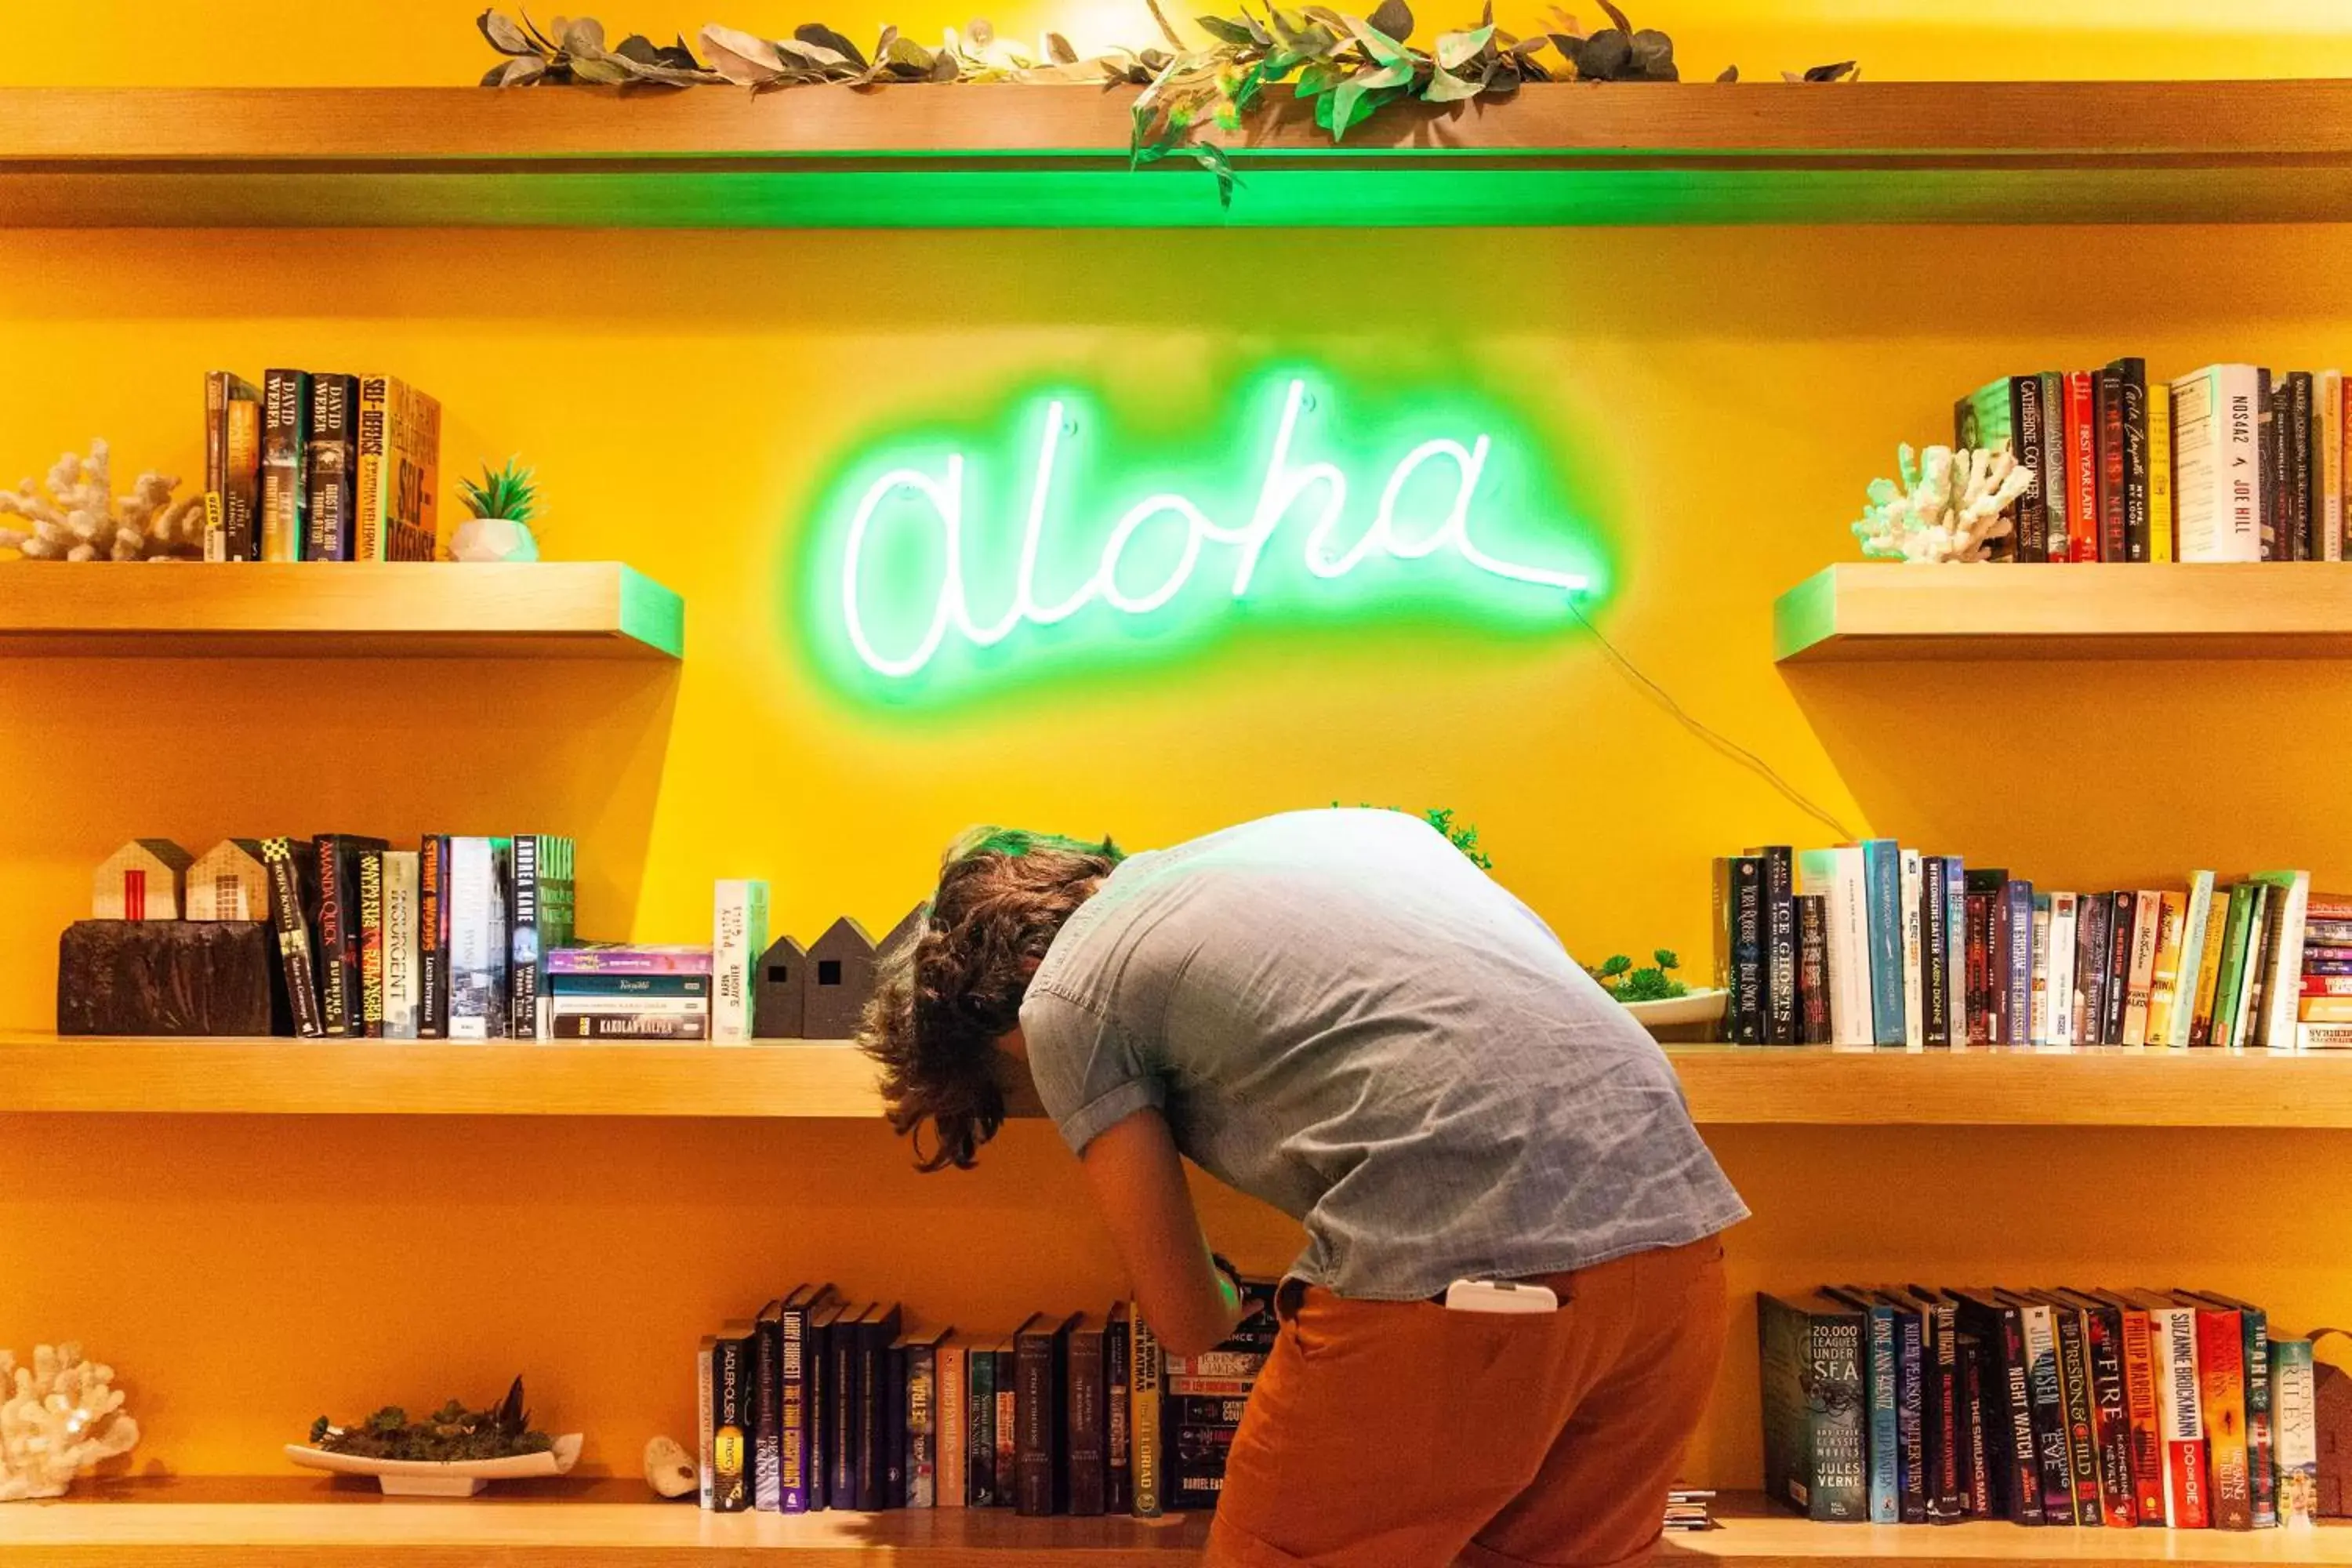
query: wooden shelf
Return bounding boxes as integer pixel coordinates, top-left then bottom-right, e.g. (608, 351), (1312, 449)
(8, 82), (2352, 229)
(0, 562), (684, 660)
(5, 1483), (2343, 1566)
(6, 1036), (2350, 1126)
(0, 1477), (1210, 1565)
(1775, 563), (2352, 663)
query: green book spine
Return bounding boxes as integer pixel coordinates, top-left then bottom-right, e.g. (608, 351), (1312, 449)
(2209, 885), (2255, 1050)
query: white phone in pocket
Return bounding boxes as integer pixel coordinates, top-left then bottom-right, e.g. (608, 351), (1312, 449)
(1442, 1279), (1560, 1315)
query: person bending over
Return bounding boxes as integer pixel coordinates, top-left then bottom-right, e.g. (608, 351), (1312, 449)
(858, 808), (1746, 1568)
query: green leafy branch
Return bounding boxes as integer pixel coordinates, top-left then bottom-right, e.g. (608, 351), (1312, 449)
(1589, 947), (1687, 1001)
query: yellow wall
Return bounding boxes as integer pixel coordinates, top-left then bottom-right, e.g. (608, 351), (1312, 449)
(3, 0), (2351, 1490)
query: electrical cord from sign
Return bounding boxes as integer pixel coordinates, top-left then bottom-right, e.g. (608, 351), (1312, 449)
(1566, 598), (1857, 843)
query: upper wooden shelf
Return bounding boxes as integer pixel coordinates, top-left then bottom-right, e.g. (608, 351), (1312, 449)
(6, 82), (2352, 229)
(1775, 563), (2352, 663)
(0, 561), (684, 660)
(6, 1036), (2349, 1127)
(2, 1481), (2343, 1565)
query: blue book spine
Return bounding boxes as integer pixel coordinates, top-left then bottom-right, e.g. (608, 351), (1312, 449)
(1864, 1304), (1900, 1523)
(2003, 880), (2034, 1045)
(1863, 840), (1906, 1045)
(1944, 858), (1967, 1047)
(1893, 1305), (1927, 1523)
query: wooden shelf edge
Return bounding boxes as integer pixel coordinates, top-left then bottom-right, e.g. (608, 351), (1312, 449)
(3, 1038), (2350, 1126)
(1666, 1494), (2352, 1565)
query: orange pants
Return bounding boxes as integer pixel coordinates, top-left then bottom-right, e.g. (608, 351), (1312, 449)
(1206, 1236), (1729, 1568)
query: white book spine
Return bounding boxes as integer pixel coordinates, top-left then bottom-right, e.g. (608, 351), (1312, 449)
(1899, 850), (1924, 1047)
(2321, 370), (2344, 561)
(1834, 848), (1871, 1046)
(2046, 893), (2078, 1046)
(549, 995), (713, 1017)
(697, 1340), (717, 1510)
(2171, 365), (2263, 562)
(2256, 869), (2311, 1051)
(448, 836), (493, 1041)
(2273, 1341), (2318, 1526)
(2169, 871), (2216, 1049)
(2155, 1307), (2203, 1528)
(382, 850), (420, 1040)
(712, 879), (770, 1044)
(2028, 901), (2052, 1045)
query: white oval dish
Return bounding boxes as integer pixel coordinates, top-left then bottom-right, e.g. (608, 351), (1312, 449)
(1619, 988), (1730, 1029)
(285, 1432), (583, 1497)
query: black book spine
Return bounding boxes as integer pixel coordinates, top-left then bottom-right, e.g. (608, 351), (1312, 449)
(2103, 891), (2135, 1046)
(304, 372), (358, 561)
(806, 1317), (829, 1510)
(316, 837), (354, 1036)
(1105, 1314), (1132, 1516)
(779, 1299), (815, 1512)
(967, 1345), (996, 1505)
(1067, 1323), (1107, 1516)
(358, 847), (384, 1037)
(1959, 1334), (1992, 1519)
(2013, 376), (2048, 561)
(2074, 893), (2110, 1051)
(2096, 365), (2127, 563)
(260, 368), (310, 561)
(2291, 371), (2315, 561)
(829, 1322), (858, 1509)
(2053, 1308), (2105, 1525)
(1963, 1298), (2044, 1525)
(1894, 1307), (1927, 1523)
(261, 836), (324, 1039)
(416, 834), (449, 1038)
(2083, 1306), (2136, 1526)
(1926, 1298), (1963, 1523)
(880, 1343), (906, 1509)
(1730, 855), (1765, 1044)
(509, 833), (541, 1040)
(2114, 358), (2149, 562)
(1922, 857), (1951, 1047)
(1015, 1329), (1054, 1515)
(1760, 846), (1797, 1044)
(1795, 895), (1831, 1045)
(713, 1332), (751, 1513)
(2258, 369), (2279, 559)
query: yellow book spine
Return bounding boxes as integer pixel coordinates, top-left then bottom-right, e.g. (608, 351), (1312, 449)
(1127, 1305), (1162, 1518)
(2188, 893), (2231, 1046)
(354, 375), (390, 562)
(2147, 389), (2174, 561)
(2145, 891), (2189, 1047)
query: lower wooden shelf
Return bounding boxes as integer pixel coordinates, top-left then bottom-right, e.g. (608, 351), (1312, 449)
(2, 1483), (2342, 1566)
(3, 1036), (2350, 1126)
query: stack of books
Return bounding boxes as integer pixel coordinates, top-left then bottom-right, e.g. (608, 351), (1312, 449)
(1664, 1487), (1716, 1533)
(1954, 361), (2343, 563)
(204, 368), (441, 562)
(1761, 1287), (2321, 1532)
(546, 945), (712, 1040)
(1715, 847), (2346, 1051)
(253, 833), (575, 1040)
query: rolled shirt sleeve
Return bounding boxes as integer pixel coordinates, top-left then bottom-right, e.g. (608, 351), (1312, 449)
(1019, 985), (1167, 1155)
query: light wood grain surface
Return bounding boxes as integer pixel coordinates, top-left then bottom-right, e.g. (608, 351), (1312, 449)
(1775, 563), (2352, 662)
(0, 562), (684, 659)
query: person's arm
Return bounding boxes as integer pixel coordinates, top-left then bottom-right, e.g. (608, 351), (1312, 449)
(1076, 1106), (1244, 1358)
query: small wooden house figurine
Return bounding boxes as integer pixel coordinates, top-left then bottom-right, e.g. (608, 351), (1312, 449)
(93, 839), (194, 920)
(876, 902), (926, 966)
(800, 916), (878, 1040)
(752, 934), (808, 1040)
(186, 838), (270, 922)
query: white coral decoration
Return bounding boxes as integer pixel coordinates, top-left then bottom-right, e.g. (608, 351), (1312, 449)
(0, 1343), (139, 1501)
(0, 441), (206, 562)
(1852, 441), (2038, 564)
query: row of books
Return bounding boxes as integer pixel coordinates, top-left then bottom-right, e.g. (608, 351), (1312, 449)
(1957, 361), (2346, 564)
(693, 1282), (1277, 1517)
(1762, 1287), (2322, 1530)
(1714, 847), (2350, 1051)
(201, 368), (441, 562)
(250, 833), (576, 1040)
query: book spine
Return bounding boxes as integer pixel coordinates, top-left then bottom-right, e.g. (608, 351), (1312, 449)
(2028, 896), (2052, 1045)
(2103, 891), (2136, 1047)
(358, 848), (385, 1038)
(2272, 1339), (2318, 1527)
(2012, 375), (2049, 559)
(908, 1344), (935, 1508)
(386, 380), (444, 561)
(1900, 850), (1925, 1047)
(1891, 1306), (1926, 1523)
(755, 1316), (782, 1512)
(2118, 1308), (2168, 1526)
(1067, 1326), (1107, 1516)
(2196, 1309), (2252, 1530)
(2096, 365), (2126, 561)
(2292, 372), (2315, 559)
(259, 368), (310, 561)
(2115, 358), (2150, 561)
(1816, 1312), (1869, 1522)
(2067, 370), (2099, 559)
(2325, 370), (2347, 561)
(355, 376), (389, 561)
(1944, 860), (1967, 1044)
(1965, 891), (1991, 1044)
(2171, 873), (2216, 1048)
(1926, 1301), (1962, 1523)
(417, 835), (450, 1038)
(1864, 840), (1904, 1046)
(1015, 1332), (1054, 1515)
(2003, 881), (2034, 1046)
(2020, 1303), (2074, 1524)
(698, 1339), (716, 1510)
(447, 837), (507, 1041)
(2210, 884), (2254, 1049)
(2149, 376), (2175, 561)
(1129, 1316), (1162, 1518)
(2038, 371), (2071, 561)
(2082, 1308), (2137, 1526)
(2124, 890), (2163, 1047)
(1960, 1334), (1993, 1519)
(2256, 872), (2310, 1052)
(203, 370), (227, 560)
(780, 1304), (811, 1512)
(2154, 1308), (2206, 1526)
(261, 837), (324, 1038)
(2259, 368), (2281, 558)
(993, 1350), (1017, 1511)
(2052, 1307), (2105, 1525)
(828, 1323), (857, 1508)
(2074, 892), (2111, 1050)
(381, 850), (419, 1040)
(223, 394), (261, 560)
(316, 839), (356, 1036)
(2189, 887), (2231, 1047)
(2240, 1307), (2275, 1529)
(937, 1345), (966, 1510)
(713, 879), (769, 1044)
(714, 1333), (750, 1513)
(966, 1343), (995, 1506)
(508, 835), (543, 1040)
(548, 1013), (713, 1040)
(1105, 1315), (1132, 1515)
(1863, 1306), (1899, 1523)
(2172, 367), (2262, 561)
(1922, 858), (1951, 1047)
(2047, 893), (2079, 1046)
(1730, 855), (1765, 1044)
(1795, 895), (1831, 1045)
(869, 1334), (895, 1507)
(304, 373), (356, 561)
(1762, 846), (1797, 1044)
(1991, 1305), (2044, 1525)
(2146, 892), (2188, 1048)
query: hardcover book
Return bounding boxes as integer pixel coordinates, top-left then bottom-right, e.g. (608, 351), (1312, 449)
(1129, 1313), (1163, 1518)
(1823, 1289), (1900, 1523)
(967, 1335), (996, 1506)
(754, 1301), (785, 1512)
(1105, 1303), (1133, 1515)
(1756, 845), (1798, 1045)
(447, 836), (511, 1040)
(1758, 1292), (1867, 1523)
(314, 834), (388, 1037)
(1900, 850), (1925, 1048)
(380, 848), (420, 1040)
(508, 834), (575, 1041)
(2095, 364), (2127, 563)
(259, 368), (311, 561)
(2065, 370), (2099, 560)
(417, 835), (452, 1038)
(1065, 1312), (1109, 1515)
(1013, 1312), (1076, 1516)
(2321, 369), (2347, 561)
(1950, 1290), (2043, 1526)
(1795, 894), (1831, 1045)
(2188, 1299), (2252, 1530)
(2046, 1298), (2104, 1525)
(2010, 1293), (2075, 1524)
(1723, 855), (1766, 1044)
(2112, 358), (2151, 561)
(2170, 365), (2263, 562)
(304, 372), (359, 561)
(1922, 857), (1952, 1047)
(2045, 893), (2079, 1047)
(2290, 371), (2315, 560)
(2073, 891), (2111, 1053)
(937, 1338), (966, 1510)
(357, 847), (385, 1037)
(779, 1283), (837, 1512)
(2122, 890), (2163, 1047)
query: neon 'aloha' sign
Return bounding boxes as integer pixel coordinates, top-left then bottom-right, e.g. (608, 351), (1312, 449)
(804, 370), (1602, 699)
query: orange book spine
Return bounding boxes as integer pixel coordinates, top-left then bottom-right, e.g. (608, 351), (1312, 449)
(2194, 1307), (2251, 1530)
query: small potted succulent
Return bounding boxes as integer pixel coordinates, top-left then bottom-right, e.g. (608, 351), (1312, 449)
(1588, 948), (1727, 1034)
(450, 456), (542, 562)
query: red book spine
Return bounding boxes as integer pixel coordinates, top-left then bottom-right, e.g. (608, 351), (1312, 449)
(2156, 1308), (2211, 1529)
(2117, 1310), (2167, 1526)
(1965, 894), (1992, 1044)
(2194, 1308), (2252, 1530)
(2067, 371), (2100, 561)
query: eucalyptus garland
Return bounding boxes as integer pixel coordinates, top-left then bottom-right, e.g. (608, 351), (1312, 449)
(476, 6), (1857, 202)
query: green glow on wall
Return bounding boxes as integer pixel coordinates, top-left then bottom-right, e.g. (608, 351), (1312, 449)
(798, 368), (1610, 704)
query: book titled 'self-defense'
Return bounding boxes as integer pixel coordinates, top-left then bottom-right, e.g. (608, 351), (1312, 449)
(1759, 1292), (1867, 1522)
(258, 368), (311, 561)
(355, 376), (444, 561)
(304, 372), (359, 561)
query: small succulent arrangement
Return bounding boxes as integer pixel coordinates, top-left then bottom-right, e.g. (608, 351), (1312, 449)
(476, 9), (1858, 202)
(451, 456), (543, 563)
(1589, 948), (1688, 1002)
(309, 1377), (552, 1463)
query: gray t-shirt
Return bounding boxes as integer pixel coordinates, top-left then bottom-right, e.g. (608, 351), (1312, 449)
(1019, 808), (1748, 1302)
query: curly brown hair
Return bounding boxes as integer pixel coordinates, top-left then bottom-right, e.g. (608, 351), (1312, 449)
(859, 826), (1124, 1172)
